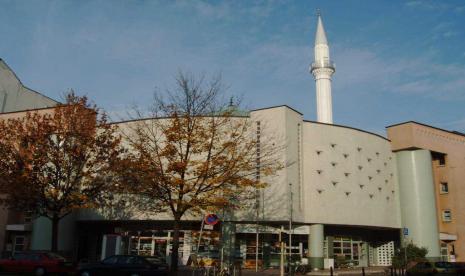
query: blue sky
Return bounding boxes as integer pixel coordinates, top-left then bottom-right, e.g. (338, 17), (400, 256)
(1, 0), (465, 135)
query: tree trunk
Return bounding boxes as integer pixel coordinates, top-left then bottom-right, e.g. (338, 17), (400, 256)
(170, 217), (181, 273)
(51, 214), (60, 252)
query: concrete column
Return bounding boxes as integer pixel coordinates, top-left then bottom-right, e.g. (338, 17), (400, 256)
(396, 150), (440, 258)
(309, 224), (324, 269)
(31, 217), (52, 250)
(221, 221), (236, 266)
(31, 213), (77, 252)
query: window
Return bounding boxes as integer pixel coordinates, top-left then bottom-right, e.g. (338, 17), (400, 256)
(432, 152), (446, 166)
(24, 210), (33, 223)
(14, 236), (25, 252)
(442, 210), (452, 222)
(440, 182), (449, 194)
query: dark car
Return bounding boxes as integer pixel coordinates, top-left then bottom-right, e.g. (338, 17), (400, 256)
(0, 251), (74, 275)
(406, 261), (464, 275)
(77, 255), (169, 276)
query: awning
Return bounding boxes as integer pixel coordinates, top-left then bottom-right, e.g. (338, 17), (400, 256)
(440, 232), (457, 241)
(6, 224), (32, 231)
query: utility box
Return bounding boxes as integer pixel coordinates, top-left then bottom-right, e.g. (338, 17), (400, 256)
(324, 258), (334, 269)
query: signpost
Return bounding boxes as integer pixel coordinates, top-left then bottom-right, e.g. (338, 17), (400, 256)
(197, 214), (219, 252)
(403, 227), (409, 268)
(403, 228), (409, 236)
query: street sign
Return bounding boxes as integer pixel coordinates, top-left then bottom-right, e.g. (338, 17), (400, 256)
(403, 227), (409, 236)
(204, 224), (214, 230)
(204, 214), (219, 225)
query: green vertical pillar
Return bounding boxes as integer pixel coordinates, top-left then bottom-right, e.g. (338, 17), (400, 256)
(221, 221), (236, 267)
(31, 217), (52, 250)
(396, 150), (440, 259)
(309, 224), (324, 269)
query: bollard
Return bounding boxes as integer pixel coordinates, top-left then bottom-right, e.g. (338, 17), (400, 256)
(330, 266), (333, 276)
(362, 267), (365, 276)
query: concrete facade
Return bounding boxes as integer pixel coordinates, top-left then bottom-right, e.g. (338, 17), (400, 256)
(0, 12), (463, 268)
(387, 121), (465, 262)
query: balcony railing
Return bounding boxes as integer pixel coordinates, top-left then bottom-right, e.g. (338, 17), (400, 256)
(310, 60), (335, 71)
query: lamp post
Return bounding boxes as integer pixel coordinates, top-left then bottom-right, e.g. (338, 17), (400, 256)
(289, 183), (293, 275)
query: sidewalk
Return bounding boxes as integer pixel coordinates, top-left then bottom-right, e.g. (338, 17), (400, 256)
(174, 267), (388, 276)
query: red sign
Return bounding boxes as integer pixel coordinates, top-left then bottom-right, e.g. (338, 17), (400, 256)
(204, 214), (219, 225)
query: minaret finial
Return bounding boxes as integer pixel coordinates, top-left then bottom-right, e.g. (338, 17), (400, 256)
(229, 96), (234, 107)
(316, 8), (321, 17)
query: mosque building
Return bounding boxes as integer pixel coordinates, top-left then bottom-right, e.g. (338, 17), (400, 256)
(1, 14), (465, 269)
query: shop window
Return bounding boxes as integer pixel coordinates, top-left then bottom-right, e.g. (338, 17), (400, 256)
(442, 210), (452, 222)
(440, 182), (449, 194)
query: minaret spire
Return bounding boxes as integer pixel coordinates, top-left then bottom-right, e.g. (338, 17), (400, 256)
(315, 11), (328, 45)
(310, 11), (335, 124)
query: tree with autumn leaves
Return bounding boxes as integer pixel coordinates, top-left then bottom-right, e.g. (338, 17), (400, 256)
(0, 93), (123, 252)
(116, 73), (282, 271)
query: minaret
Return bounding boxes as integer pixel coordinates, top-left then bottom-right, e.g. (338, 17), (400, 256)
(310, 11), (335, 124)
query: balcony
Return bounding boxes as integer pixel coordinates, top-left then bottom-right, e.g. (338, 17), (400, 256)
(310, 60), (336, 71)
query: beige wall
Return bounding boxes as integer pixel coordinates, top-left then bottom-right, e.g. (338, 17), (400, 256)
(387, 122), (465, 261)
(303, 122), (401, 228)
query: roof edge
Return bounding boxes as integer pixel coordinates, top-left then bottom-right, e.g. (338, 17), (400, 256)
(250, 105), (303, 115)
(304, 120), (390, 141)
(0, 58), (59, 105)
(386, 121), (465, 138)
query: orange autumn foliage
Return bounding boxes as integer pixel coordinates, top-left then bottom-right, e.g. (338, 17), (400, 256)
(0, 92), (123, 251)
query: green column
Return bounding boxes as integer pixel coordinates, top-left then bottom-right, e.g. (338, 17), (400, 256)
(396, 150), (440, 259)
(221, 221), (236, 267)
(31, 217), (51, 250)
(309, 224), (324, 269)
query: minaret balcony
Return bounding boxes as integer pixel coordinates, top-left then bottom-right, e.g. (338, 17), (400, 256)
(310, 60), (335, 72)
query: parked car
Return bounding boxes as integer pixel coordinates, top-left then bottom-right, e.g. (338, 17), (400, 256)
(0, 251), (74, 275)
(77, 255), (169, 276)
(406, 261), (465, 275)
